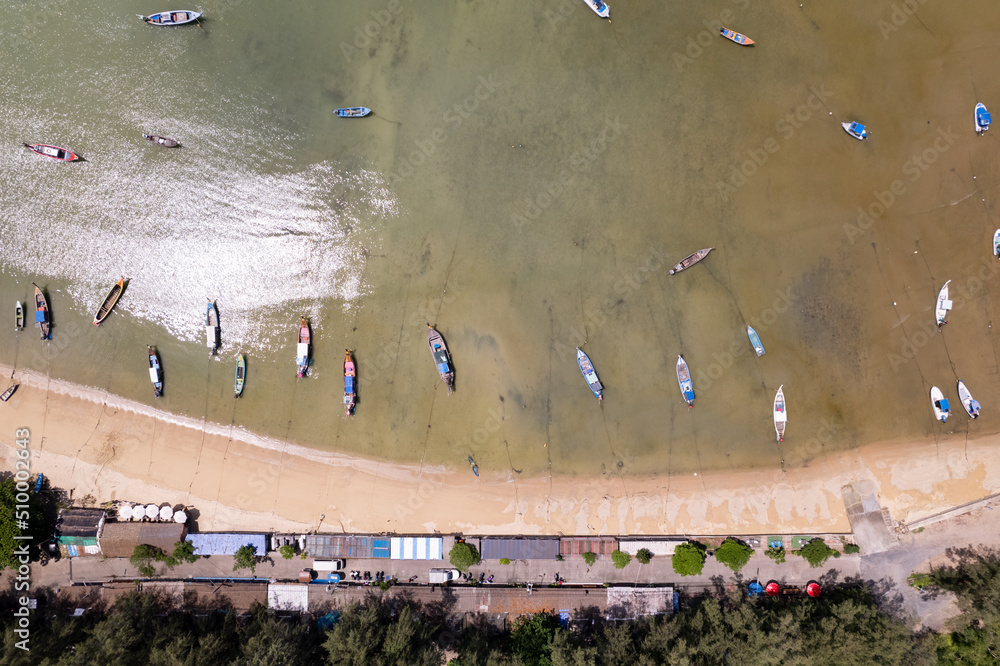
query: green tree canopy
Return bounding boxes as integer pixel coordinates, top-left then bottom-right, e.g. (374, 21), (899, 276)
(449, 542), (480, 571)
(635, 548), (653, 565)
(0, 476), (53, 570)
(797, 539), (836, 568)
(714, 538), (753, 572)
(611, 550), (631, 569)
(233, 544), (258, 574)
(672, 542), (707, 576)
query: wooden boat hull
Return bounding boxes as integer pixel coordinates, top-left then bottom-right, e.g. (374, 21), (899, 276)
(581, 0), (609, 17)
(235, 354), (246, 398)
(143, 133), (181, 147)
(576, 347), (603, 400)
(344, 350), (356, 415)
(669, 247), (714, 274)
(93, 277), (125, 326)
(297, 317), (311, 377)
(23, 143), (78, 161)
(720, 28), (754, 45)
(0, 384), (18, 402)
(747, 325), (765, 356)
(936, 280), (951, 326)
(140, 11), (202, 25)
(334, 107), (372, 117)
(842, 122), (867, 140)
(33, 284), (50, 340)
(773, 385), (786, 441)
(957, 380), (980, 418)
(676, 355), (695, 407)
(15, 301), (23, 330)
(427, 325), (455, 393)
(930, 386), (949, 423)
(205, 300), (220, 354)
(976, 103), (991, 135)
(148, 346), (164, 397)
(993, 229), (1000, 258)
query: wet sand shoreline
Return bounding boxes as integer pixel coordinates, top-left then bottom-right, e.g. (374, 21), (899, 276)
(2, 362), (998, 537)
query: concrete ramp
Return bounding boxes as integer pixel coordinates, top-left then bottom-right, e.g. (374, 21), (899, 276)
(842, 482), (898, 555)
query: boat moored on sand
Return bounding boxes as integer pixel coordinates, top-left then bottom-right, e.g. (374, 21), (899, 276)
(15, 301), (23, 331)
(344, 350), (356, 415)
(669, 248), (714, 275)
(296, 317), (311, 378)
(334, 107), (372, 118)
(576, 347), (604, 401)
(139, 10), (202, 25)
(993, 230), (1000, 258)
(930, 386), (950, 423)
(0, 384), (18, 402)
(205, 300), (220, 354)
(720, 27), (754, 45)
(842, 122), (868, 141)
(773, 385), (786, 441)
(936, 280), (952, 326)
(747, 325), (765, 356)
(676, 355), (695, 407)
(427, 324), (455, 393)
(235, 354), (246, 398)
(22, 143), (79, 161)
(957, 380), (980, 418)
(93, 277), (126, 326)
(582, 0), (609, 18)
(33, 284), (50, 340)
(976, 103), (991, 135)
(148, 346), (164, 397)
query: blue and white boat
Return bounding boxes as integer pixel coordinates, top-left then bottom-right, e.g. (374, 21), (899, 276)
(205, 299), (220, 355)
(842, 121), (867, 141)
(576, 347), (603, 401)
(993, 229), (1000, 259)
(676, 355), (695, 407)
(427, 324), (454, 393)
(334, 107), (371, 118)
(773, 385), (786, 441)
(957, 380), (981, 419)
(930, 386), (950, 423)
(747, 325), (765, 357)
(139, 10), (202, 26)
(976, 103), (991, 135)
(582, 0), (609, 18)
(148, 346), (164, 397)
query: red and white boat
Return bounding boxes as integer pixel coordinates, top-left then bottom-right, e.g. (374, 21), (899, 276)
(22, 143), (79, 161)
(344, 350), (356, 415)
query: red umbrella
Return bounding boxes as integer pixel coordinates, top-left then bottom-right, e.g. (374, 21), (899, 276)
(806, 582), (821, 597)
(765, 581), (781, 596)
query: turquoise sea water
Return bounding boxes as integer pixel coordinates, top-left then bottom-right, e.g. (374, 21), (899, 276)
(2, 0), (999, 478)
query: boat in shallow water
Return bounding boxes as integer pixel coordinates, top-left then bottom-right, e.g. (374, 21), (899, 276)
(936, 280), (951, 326)
(581, 0), (609, 18)
(676, 355), (695, 407)
(148, 346), (164, 397)
(576, 347), (603, 401)
(669, 248), (714, 274)
(143, 133), (181, 147)
(427, 324), (455, 393)
(15, 301), (23, 331)
(957, 380), (980, 418)
(32, 284), (50, 340)
(747, 325), (765, 356)
(976, 103), (991, 135)
(139, 10), (202, 25)
(93, 277), (126, 326)
(994, 230), (1000, 258)
(773, 385), (786, 441)
(842, 121), (868, 140)
(344, 350), (356, 415)
(235, 354), (245, 398)
(930, 386), (949, 423)
(296, 317), (311, 378)
(468, 455), (479, 477)
(205, 300), (220, 354)
(22, 143), (79, 161)
(720, 27), (754, 45)
(334, 107), (371, 118)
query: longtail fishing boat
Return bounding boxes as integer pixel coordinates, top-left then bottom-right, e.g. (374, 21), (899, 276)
(22, 143), (79, 161)
(93, 277), (126, 326)
(205, 299), (220, 354)
(576, 347), (603, 401)
(148, 346), (164, 397)
(344, 350), (356, 415)
(774, 385), (787, 441)
(669, 247), (714, 275)
(33, 284), (50, 340)
(296, 317), (311, 378)
(676, 355), (695, 407)
(142, 133), (181, 147)
(138, 10), (202, 25)
(720, 27), (754, 45)
(427, 324), (455, 393)
(15, 301), (23, 331)
(747, 325), (765, 356)
(235, 354), (246, 398)
(334, 107), (372, 117)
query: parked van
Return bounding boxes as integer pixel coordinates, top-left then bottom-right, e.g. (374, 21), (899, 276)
(313, 559), (345, 572)
(428, 568), (461, 584)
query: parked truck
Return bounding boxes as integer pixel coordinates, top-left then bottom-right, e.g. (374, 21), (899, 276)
(428, 568), (461, 584)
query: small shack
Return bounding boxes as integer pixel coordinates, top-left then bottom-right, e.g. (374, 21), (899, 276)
(186, 533), (267, 556)
(98, 522), (186, 558)
(56, 509), (106, 557)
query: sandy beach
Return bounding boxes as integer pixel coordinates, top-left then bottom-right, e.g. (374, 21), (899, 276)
(2, 362), (998, 537)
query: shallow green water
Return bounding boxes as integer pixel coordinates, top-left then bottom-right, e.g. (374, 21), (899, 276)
(2, 0), (999, 479)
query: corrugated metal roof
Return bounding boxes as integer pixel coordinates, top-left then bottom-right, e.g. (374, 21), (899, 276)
(390, 537), (443, 560)
(58, 509), (106, 538)
(481, 538), (560, 560)
(186, 533), (267, 556)
(618, 540), (687, 556)
(99, 522), (186, 558)
(303, 535), (391, 559)
(559, 537), (617, 556)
